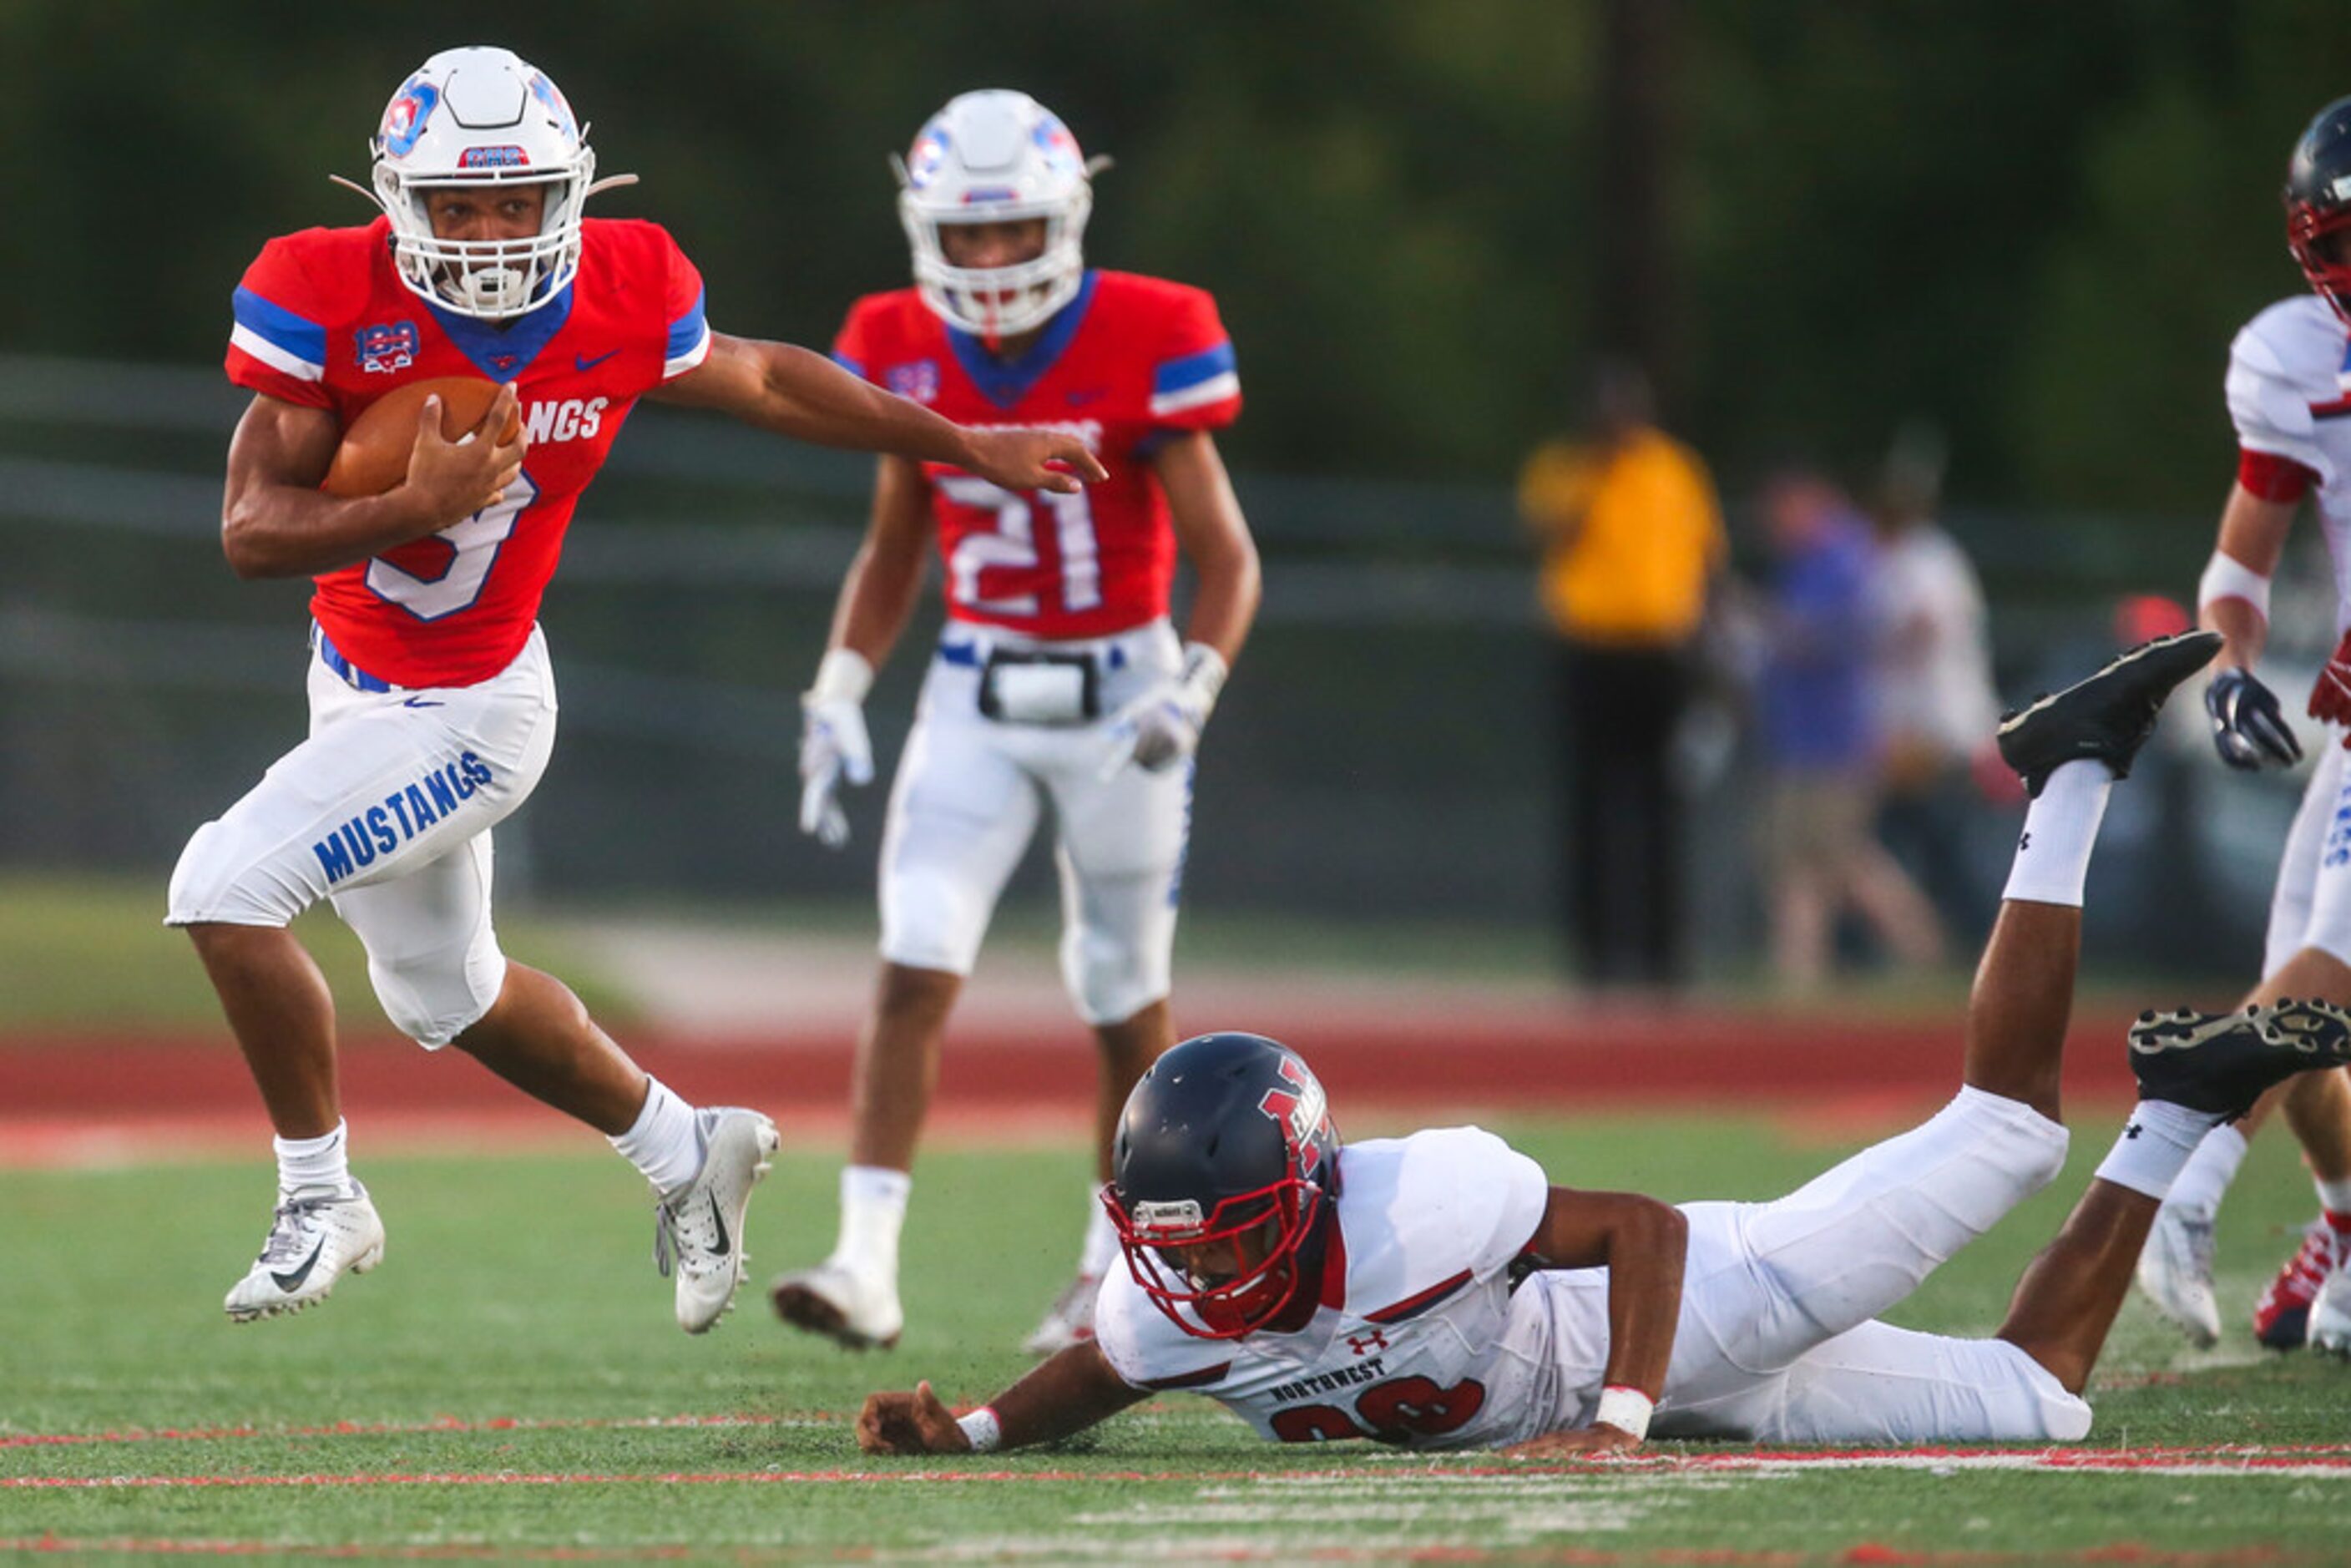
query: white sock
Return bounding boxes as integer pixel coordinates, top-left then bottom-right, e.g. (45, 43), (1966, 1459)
(1077, 1190), (1120, 1279)
(836, 1165), (912, 1278)
(2313, 1171), (2351, 1222)
(2163, 1124), (2249, 1219)
(2001, 761), (2114, 908)
(275, 1120), (351, 1196)
(610, 1078), (702, 1196)
(2095, 1100), (2226, 1200)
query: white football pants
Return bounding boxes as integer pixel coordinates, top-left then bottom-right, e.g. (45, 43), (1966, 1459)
(166, 626), (558, 1048)
(878, 619), (1191, 1026)
(1649, 1087), (2092, 1442)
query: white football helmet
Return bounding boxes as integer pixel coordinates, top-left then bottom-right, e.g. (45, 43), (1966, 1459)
(897, 90), (1095, 338)
(351, 47), (620, 320)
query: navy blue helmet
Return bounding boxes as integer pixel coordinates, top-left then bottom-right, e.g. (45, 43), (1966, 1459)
(2286, 96), (2351, 322)
(1103, 1032), (1342, 1339)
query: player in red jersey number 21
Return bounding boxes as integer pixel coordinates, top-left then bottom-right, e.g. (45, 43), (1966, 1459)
(168, 49), (1103, 1332)
(771, 90), (1261, 1356)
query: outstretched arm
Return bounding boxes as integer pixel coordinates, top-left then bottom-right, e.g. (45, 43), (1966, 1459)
(1503, 1186), (1686, 1459)
(650, 331), (1108, 493)
(1155, 430), (1261, 666)
(857, 1342), (1149, 1456)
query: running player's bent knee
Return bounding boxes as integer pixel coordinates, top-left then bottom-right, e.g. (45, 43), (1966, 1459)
(367, 943), (508, 1050)
(165, 820), (303, 928)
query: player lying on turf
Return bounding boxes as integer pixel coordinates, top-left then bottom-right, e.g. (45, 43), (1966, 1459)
(859, 630), (2351, 1454)
(166, 47), (1105, 1332)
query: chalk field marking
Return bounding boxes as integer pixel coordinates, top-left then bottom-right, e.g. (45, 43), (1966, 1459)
(10, 1441), (2351, 1490)
(0, 1412), (826, 1451)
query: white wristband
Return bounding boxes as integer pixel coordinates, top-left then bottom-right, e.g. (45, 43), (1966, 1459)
(1594, 1384), (1654, 1440)
(956, 1405), (1003, 1454)
(2197, 550), (2272, 622)
(1179, 641), (1229, 714)
(808, 647), (874, 706)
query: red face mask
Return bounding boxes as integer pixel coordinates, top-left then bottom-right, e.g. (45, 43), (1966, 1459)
(1105, 1174), (1325, 1341)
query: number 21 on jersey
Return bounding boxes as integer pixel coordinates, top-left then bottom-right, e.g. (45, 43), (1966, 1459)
(935, 474), (1100, 620)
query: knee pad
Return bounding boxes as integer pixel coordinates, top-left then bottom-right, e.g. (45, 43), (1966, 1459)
(1059, 875), (1176, 1025)
(165, 818), (302, 928)
(364, 933), (508, 1050)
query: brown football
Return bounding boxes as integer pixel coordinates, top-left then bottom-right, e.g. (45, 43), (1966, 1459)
(320, 376), (520, 498)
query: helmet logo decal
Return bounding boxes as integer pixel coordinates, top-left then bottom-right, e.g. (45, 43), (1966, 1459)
(458, 145), (530, 170)
(1257, 1057), (1329, 1178)
(527, 73), (578, 143)
(906, 126), (951, 190)
(1031, 116), (1082, 178)
(381, 78), (439, 159)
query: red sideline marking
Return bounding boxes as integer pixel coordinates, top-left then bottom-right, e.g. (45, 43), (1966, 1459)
(0, 1013), (2147, 1125)
(12, 1444), (2351, 1489)
(0, 1412), (806, 1450)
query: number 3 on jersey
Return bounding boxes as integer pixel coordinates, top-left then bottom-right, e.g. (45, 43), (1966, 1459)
(366, 472), (539, 621)
(936, 474), (1100, 620)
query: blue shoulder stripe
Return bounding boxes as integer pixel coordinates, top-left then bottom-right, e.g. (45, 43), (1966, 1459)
(1153, 340), (1236, 396)
(831, 350), (867, 380)
(232, 286), (327, 367)
(667, 288), (708, 361)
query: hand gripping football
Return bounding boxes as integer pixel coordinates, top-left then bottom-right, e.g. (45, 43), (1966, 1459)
(321, 376), (519, 497)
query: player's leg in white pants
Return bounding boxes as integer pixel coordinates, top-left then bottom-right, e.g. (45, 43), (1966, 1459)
(1660, 1085), (2076, 1440)
(167, 630), (560, 1046)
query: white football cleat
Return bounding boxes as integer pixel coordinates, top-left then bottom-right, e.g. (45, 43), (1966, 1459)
(224, 1182), (386, 1323)
(2309, 1253), (2351, 1358)
(1021, 1272), (1101, 1356)
(769, 1259), (904, 1350)
(2134, 1201), (2221, 1349)
(654, 1107), (781, 1334)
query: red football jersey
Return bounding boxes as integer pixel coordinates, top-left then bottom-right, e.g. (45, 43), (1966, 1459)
(832, 270), (1241, 640)
(225, 215), (711, 687)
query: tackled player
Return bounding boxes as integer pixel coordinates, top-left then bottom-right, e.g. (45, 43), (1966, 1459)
(861, 631), (2351, 1455)
(167, 48), (1105, 1331)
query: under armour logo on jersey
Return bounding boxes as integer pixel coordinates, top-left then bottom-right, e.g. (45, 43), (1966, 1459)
(2124, 1122), (2143, 1140)
(1345, 1330), (1388, 1356)
(2018, 832), (2032, 852)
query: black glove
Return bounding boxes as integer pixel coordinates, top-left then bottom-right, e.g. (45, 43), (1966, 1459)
(2207, 666), (2303, 770)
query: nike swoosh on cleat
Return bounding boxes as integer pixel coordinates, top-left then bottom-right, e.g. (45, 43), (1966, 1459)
(708, 1194), (731, 1257)
(270, 1239), (327, 1293)
(574, 349), (621, 372)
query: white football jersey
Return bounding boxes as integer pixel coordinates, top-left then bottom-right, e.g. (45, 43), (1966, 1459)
(1093, 1127), (1586, 1449)
(2228, 295), (2351, 637)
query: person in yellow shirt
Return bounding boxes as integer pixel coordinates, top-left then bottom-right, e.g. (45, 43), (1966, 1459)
(1519, 362), (1727, 986)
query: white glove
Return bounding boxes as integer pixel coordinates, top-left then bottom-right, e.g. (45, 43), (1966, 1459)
(799, 649), (875, 848)
(1100, 642), (1228, 778)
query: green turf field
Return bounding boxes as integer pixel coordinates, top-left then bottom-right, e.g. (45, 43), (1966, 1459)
(4, 1112), (2348, 1562)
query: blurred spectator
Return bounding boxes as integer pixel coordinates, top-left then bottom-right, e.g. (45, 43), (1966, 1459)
(1519, 362), (1726, 988)
(1757, 470), (1945, 991)
(1868, 424), (2005, 938)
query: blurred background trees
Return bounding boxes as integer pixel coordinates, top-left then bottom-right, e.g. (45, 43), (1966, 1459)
(8, 0), (2351, 513)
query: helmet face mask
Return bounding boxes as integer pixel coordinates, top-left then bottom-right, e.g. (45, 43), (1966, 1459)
(362, 47), (600, 321)
(897, 89), (1094, 340)
(2285, 95), (2351, 326)
(1105, 1033), (1343, 1342)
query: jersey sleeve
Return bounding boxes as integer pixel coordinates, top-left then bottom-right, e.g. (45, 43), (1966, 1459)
(658, 230), (712, 383)
(1147, 287), (1241, 431)
(1092, 1267), (1234, 1392)
(2227, 316), (2333, 488)
(832, 298), (880, 382)
(1426, 1128), (1550, 1279)
(225, 237), (335, 408)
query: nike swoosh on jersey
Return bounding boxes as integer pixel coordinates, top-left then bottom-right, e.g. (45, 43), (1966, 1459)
(574, 349), (621, 372)
(402, 696), (445, 709)
(270, 1239), (327, 1293)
